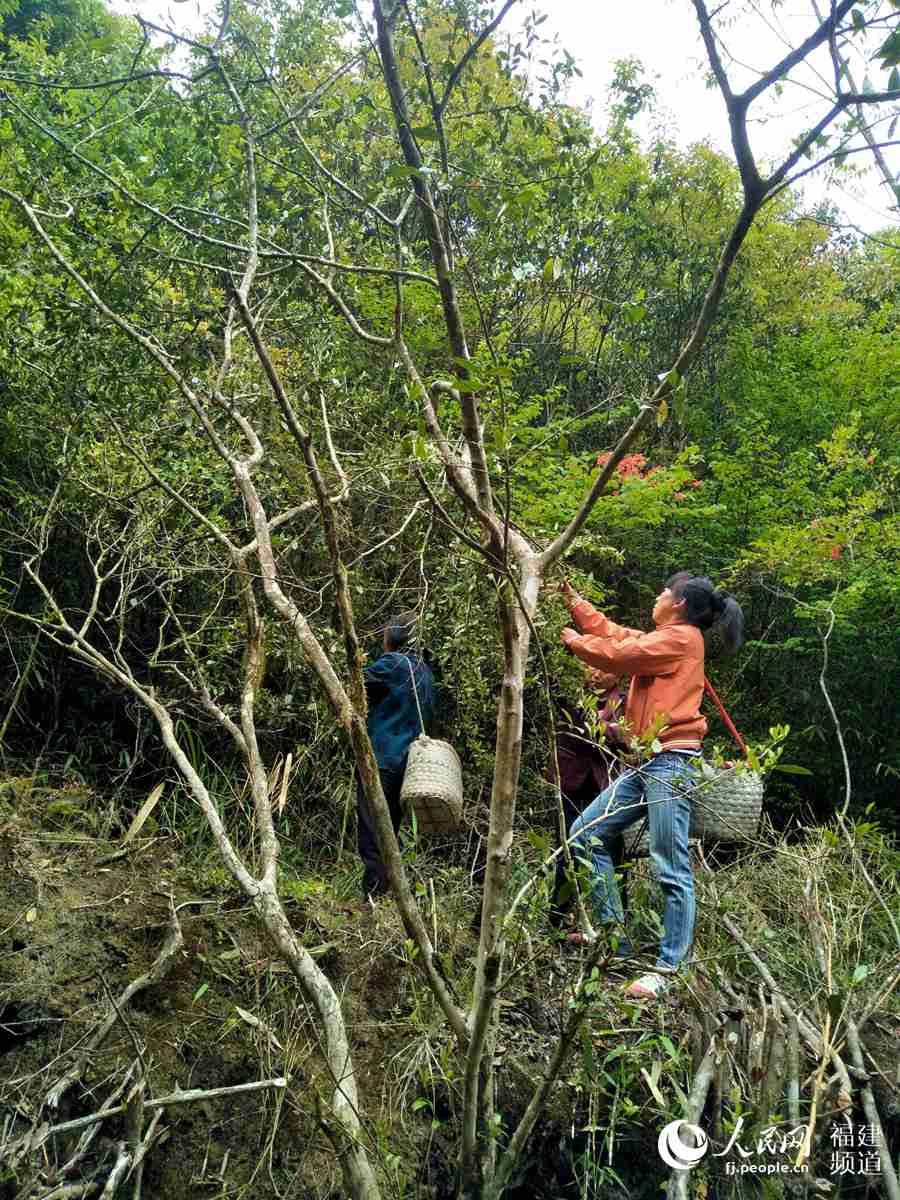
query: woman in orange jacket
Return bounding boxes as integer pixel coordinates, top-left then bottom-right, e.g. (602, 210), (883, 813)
(559, 572), (744, 1000)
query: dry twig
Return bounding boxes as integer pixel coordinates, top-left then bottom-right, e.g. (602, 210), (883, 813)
(667, 1037), (720, 1200)
(844, 1019), (900, 1200)
(45, 898), (183, 1109)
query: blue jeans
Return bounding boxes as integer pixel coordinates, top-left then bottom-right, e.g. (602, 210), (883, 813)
(569, 752), (697, 971)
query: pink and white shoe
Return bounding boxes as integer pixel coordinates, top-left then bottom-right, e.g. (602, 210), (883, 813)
(564, 931), (596, 947)
(624, 972), (672, 1000)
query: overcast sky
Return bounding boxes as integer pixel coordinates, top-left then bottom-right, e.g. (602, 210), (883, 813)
(119, 0), (899, 233)
(520, 1), (898, 233)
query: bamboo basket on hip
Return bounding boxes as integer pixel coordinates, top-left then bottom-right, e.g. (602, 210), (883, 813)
(400, 657), (464, 835)
(625, 677), (763, 857)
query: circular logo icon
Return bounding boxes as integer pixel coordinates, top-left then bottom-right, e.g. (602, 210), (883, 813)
(658, 1120), (709, 1169)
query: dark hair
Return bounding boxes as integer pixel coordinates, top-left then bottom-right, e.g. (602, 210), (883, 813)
(665, 572), (744, 656)
(384, 610), (417, 651)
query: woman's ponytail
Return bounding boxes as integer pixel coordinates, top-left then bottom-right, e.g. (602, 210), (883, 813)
(665, 573), (745, 656)
(715, 591), (744, 656)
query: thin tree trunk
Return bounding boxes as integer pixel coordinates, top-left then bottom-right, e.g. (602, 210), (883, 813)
(154, 706), (382, 1199)
(461, 565), (540, 1193)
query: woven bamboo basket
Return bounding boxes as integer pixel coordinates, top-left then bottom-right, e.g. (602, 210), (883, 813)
(689, 764), (763, 843)
(622, 764), (763, 855)
(400, 735), (464, 835)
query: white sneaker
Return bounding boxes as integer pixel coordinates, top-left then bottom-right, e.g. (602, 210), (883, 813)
(624, 971), (672, 1000)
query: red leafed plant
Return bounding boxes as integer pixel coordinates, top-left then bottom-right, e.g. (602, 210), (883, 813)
(595, 451), (701, 500)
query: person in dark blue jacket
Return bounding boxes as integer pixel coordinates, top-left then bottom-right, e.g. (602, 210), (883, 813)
(358, 611), (435, 899)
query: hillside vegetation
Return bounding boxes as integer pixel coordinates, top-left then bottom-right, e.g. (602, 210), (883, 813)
(0, 0), (898, 1197)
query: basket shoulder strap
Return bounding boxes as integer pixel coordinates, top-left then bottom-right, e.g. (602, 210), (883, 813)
(405, 654), (425, 736)
(703, 676), (749, 759)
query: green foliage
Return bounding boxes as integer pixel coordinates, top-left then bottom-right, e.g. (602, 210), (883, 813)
(0, 0), (898, 842)
(0, 7), (897, 1199)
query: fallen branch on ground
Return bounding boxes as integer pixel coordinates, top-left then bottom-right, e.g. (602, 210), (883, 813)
(99, 1143), (131, 1198)
(59, 1060), (140, 1179)
(45, 897), (184, 1110)
(667, 1036), (720, 1200)
(20, 1077), (287, 1155)
(844, 1019), (900, 1200)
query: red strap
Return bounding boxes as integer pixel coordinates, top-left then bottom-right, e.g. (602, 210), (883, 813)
(703, 677), (749, 759)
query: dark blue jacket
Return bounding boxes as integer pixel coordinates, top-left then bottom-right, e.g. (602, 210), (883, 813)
(364, 651), (435, 773)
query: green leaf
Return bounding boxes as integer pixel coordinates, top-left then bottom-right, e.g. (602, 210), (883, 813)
(384, 165), (418, 181)
(851, 964), (869, 985)
(192, 981), (209, 1004)
(889, 66), (900, 91)
(543, 257), (561, 283)
(580, 1028), (596, 1077)
(878, 28), (900, 67)
(657, 366), (680, 390)
(409, 433), (428, 459)
(526, 828), (550, 852)
(851, 7), (865, 32)
(773, 763), (814, 775)
(673, 380), (687, 423)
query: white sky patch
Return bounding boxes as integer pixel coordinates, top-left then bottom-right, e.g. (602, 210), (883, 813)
(528, 0), (899, 234)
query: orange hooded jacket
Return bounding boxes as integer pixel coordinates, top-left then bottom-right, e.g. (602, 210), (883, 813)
(566, 598), (707, 752)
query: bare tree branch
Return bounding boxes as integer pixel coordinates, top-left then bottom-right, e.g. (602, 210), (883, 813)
(773, 137), (900, 197)
(373, 0), (497, 519)
(741, 0), (857, 107)
(438, 0), (522, 116)
(0, 66), (216, 89)
(691, 0), (763, 200)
